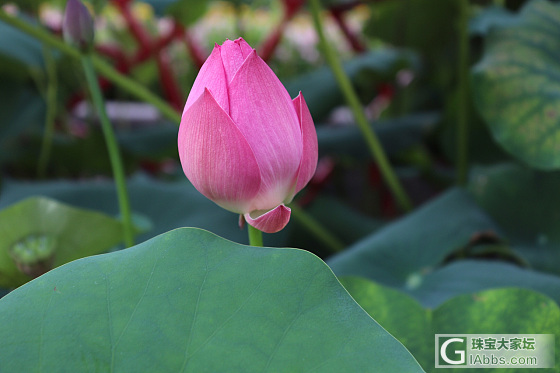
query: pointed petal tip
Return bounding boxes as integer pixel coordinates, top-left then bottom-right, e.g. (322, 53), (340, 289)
(244, 205), (291, 234)
(292, 90), (318, 196)
(235, 37), (256, 57)
(293, 91), (306, 104)
(183, 46), (229, 115)
(234, 37), (250, 46)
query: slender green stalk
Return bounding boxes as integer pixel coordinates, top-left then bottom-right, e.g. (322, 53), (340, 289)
(248, 225), (263, 247)
(81, 54), (134, 247)
(289, 204), (345, 252)
(308, 0), (412, 212)
(0, 10), (181, 124)
(37, 46), (58, 178)
(456, 0), (470, 185)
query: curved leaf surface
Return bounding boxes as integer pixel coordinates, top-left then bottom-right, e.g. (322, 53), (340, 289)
(0, 197), (128, 288)
(472, 0), (560, 169)
(469, 163), (560, 275)
(328, 189), (501, 287)
(341, 277), (560, 372)
(0, 228), (423, 372)
(408, 261), (560, 308)
(328, 189), (560, 307)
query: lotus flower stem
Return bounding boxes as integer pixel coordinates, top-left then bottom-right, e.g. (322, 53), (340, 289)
(308, 0), (413, 212)
(37, 46), (58, 178)
(456, 0), (470, 186)
(248, 225), (263, 247)
(0, 10), (181, 124)
(81, 54), (134, 247)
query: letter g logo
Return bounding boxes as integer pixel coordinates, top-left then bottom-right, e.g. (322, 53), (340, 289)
(440, 338), (466, 365)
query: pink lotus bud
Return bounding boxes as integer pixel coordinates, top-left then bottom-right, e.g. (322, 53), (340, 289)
(178, 38), (318, 234)
(63, 0), (94, 52)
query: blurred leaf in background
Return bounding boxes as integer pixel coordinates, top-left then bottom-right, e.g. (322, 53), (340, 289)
(469, 163), (560, 276)
(472, 0), (560, 169)
(0, 196), (137, 288)
(328, 189), (560, 307)
(342, 277), (560, 373)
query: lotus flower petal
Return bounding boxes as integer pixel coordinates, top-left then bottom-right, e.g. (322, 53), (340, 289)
(179, 88), (261, 213)
(244, 204), (291, 234)
(220, 39), (252, 83)
(229, 50), (302, 210)
(236, 38), (253, 59)
(293, 93), (318, 195)
(183, 45), (229, 116)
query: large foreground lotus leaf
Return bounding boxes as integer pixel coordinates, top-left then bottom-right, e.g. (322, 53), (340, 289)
(0, 196), (130, 288)
(0, 228), (423, 372)
(472, 0), (560, 169)
(341, 277), (560, 372)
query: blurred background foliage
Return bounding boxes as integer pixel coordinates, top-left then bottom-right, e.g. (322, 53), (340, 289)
(0, 0), (559, 370)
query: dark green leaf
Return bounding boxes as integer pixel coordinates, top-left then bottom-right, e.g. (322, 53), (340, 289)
(328, 188), (560, 306)
(408, 261), (560, 308)
(117, 121), (178, 159)
(0, 16), (44, 72)
(328, 189), (501, 287)
(469, 163), (560, 276)
(0, 228), (423, 372)
(472, 0), (560, 169)
(307, 196), (384, 243)
(0, 82), (45, 165)
(364, 0), (459, 55)
(317, 112), (439, 158)
(290, 195), (384, 255)
(469, 6), (517, 36)
(284, 48), (420, 120)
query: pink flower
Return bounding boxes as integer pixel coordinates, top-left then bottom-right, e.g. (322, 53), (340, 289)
(178, 38), (318, 234)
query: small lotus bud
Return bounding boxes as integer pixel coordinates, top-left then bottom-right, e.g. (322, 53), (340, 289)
(63, 0), (94, 51)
